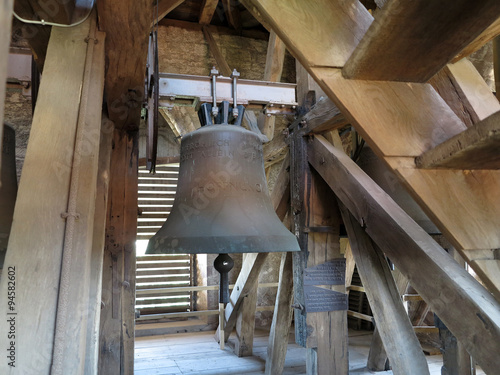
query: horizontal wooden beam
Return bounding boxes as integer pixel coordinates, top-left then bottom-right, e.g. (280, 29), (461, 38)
(416, 110), (500, 169)
(300, 96), (348, 134)
(308, 134), (500, 375)
(343, 0), (500, 82)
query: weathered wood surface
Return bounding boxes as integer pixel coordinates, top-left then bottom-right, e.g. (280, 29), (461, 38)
(234, 253), (258, 357)
(98, 130), (139, 375)
(246, 0), (500, 260)
(343, 0), (500, 82)
(202, 26), (232, 77)
(0, 0), (14, 172)
(301, 97), (348, 135)
(265, 252), (293, 375)
(453, 16), (500, 62)
(199, 0), (218, 25)
(97, 0), (151, 130)
(242, 0), (371, 69)
(84, 117), (114, 375)
(51, 16), (106, 375)
(416, 110), (500, 169)
(305, 171), (348, 375)
(259, 30), (286, 140)
(445, 59), (500, 123)
(340, 205), (429, 375)
(0, 16), (95, 374)
(308, 135), (500, 375)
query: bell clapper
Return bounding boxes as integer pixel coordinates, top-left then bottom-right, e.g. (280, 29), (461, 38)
(214, 253), (234, 350)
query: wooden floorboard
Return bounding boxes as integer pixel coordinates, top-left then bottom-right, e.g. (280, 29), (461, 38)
(135, 329), (486, 375)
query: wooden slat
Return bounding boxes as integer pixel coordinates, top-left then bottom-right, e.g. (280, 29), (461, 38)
(453, 16), (500, 62)
(0, 16), (92, 374)
(199, 0), (218, 25)
(340, 205), (429, 375)
(343, 0), (500, 82)
(308, 135), (500, 375)
(416, 110), (500, 169)
(97, 0), (151, 130)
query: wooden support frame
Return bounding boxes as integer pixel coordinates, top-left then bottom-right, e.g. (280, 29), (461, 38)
(153, 0), (186, 27)
(342, 0), (500, 82)
(0, 14), (105, 373)
(97, 0), (151, 130)
(339, 205), (429, 375)
(416, 110), (500, 169)
(98, 129), (139, 375)
(243, 0), (500, 300)
(308, 135), (500, 374)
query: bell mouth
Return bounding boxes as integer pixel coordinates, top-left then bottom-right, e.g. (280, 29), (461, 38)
(146, 233), (300, 255)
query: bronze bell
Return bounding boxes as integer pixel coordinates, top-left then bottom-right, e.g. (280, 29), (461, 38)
(146, 104), (300, 256)
(0, 124), (18, 268)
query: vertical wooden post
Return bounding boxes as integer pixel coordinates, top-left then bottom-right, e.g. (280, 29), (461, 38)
(0, 14), (104, 374)
(265, 251), (293, 375)
(234, 254), (258, 356)
(0, 0), (14, 170)
(84, 118), (114, 374)
(98, 129), (138, 375)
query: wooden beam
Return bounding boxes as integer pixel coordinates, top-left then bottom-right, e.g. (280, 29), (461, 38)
(84, 116), (114, 374)
(416, 110), (500, 169)
(199, 0), (218, 25)
(222, 0), (241, 30)
(308, 135), (500, 375)
(234, 253), (258, 357)
(98, 129), (138, 375)
(1, 0), (14, 172)
(0, 15), (99, 373)
(265, 251), (293, 375)
(343, 0), (500, 82)
(202, 25), (232, 77)
(301, 96), (348, 134)
(339, 205), (429, 375)
(153, 0), (185, 27)
(50, 16), (106, 375)
(97, 0), (151, 130)
(259, 30), (286, 140)
(248, 0), (500, 299)
(453, 16), (500, 62)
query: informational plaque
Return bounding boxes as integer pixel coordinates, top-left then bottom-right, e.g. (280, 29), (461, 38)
(303, 259), (345, 286)
(303, 286), (348, 312)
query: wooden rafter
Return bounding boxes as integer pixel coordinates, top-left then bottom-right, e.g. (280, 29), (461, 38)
(343, 0), (500, 82)
(308, 135), (500, 375)
(152, 0), (186, 27)
(453, 16), (500, 62)
(242, 0), (500, 300)
(202, 25), (232, 77)
(199, 0), (218, 25)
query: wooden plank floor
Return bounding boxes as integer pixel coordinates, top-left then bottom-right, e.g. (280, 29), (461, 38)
(135, 329), (485, 375)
